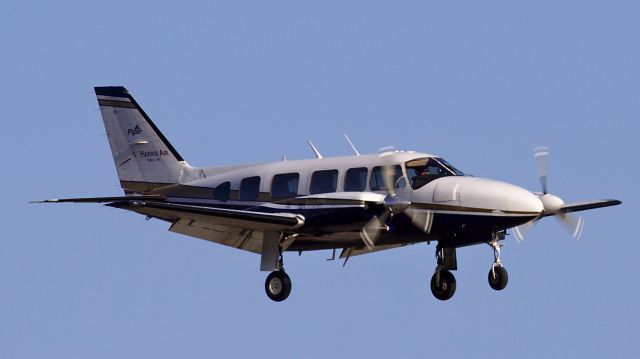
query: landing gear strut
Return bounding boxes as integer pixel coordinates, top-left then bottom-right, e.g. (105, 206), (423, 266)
(488, 232), (508, 291)
(430, 246), (457, 301)
(262, 234), (293, 302)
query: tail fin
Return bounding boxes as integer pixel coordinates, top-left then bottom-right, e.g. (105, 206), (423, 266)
(95, 86), (201, 194)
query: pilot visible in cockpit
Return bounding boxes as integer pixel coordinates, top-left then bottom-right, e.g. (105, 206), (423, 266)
(411, 167), (430, 188)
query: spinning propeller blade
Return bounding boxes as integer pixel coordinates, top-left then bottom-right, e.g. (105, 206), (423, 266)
(534, 146), (549, 194)
(379, 150), (397, 196)
(359, 150), (411, 249)
(514, 146), (585, 242)
(405, 209), (435, 235)
(360, 210), (391, 250)
(513, 220), (535, 243)
(555, 213), (584, 240)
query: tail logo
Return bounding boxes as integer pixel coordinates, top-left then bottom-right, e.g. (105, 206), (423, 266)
(128, 125), (142, 136)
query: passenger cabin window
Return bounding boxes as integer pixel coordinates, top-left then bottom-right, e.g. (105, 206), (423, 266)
(370, 165), (404, 191)
(310, 169), (338, 194)
(271, 173), (299, 198)
(239, 176), (260, 201)
(344, 167), (368, 191)
(214, 181), (230, 202)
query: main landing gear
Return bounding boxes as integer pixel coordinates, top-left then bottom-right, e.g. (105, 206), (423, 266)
(265, 270), (292, 302)
(430, 246), (457, 301)
(261, 233), (293, 302)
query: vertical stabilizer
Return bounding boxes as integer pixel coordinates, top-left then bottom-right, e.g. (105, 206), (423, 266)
(95, 86), (195, 194)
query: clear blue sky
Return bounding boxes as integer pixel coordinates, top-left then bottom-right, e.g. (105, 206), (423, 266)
(1, 1), (637, 358)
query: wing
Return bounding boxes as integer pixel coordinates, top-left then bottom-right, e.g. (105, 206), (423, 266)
(108, 200), (305, 232)
(36, 196), (306, 254)
(111, 200), (307, 255)
(539, 199), (622, 218)
(36, 196), (304, 232)
(32, 195), (166, 203)
(559, 199), (622, 214)
(36, 192), (393, 255)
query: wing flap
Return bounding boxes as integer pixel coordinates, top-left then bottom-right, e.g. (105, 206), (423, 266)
(169, 218), (264, 254)
(340, 243), (413, 258)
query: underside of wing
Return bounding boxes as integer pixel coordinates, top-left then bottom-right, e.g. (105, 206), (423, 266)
(168, 218), (266, 254)
(109, 200), (305, 232)
(339, 243), (414, 258)
(109, 200), (307, 254)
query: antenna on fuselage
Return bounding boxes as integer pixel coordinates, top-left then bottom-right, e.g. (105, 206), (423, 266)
(344, 134), (360, 156)
(307, 140), (323, 159)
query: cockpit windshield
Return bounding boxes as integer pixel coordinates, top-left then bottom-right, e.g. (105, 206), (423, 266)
(435, 157), (465, 176)
(405, 157), (465, 189)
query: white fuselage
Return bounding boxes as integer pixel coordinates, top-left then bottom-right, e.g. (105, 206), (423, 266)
(147, 151), (543, 249)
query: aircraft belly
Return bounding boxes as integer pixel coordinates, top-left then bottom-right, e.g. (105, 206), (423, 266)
(428, 212), (537, 233)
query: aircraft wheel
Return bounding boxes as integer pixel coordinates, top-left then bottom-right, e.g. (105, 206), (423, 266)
(430, 269), (456, 301)
(265, 270), (292, 302)
(488, 265), (508, 291)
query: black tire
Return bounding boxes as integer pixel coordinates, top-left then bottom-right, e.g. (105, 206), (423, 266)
(488, 265), (508, 291)
(430, 270), (456, 301)
(265, 271), (292, 302)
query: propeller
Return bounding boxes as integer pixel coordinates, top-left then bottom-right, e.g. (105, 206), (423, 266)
(514, 146), (585, 241)
(534, 146), (549, 194)
(359, 150), (410, 250)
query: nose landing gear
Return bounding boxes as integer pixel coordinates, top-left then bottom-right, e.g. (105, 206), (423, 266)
(488, 232), (508, 291)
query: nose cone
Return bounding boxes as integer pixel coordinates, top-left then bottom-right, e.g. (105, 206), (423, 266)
(455, 177), (544, 214)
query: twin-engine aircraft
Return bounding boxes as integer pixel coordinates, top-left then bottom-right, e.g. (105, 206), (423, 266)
(39, 86), (622, 301)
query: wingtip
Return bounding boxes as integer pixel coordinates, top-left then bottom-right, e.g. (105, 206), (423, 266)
(30, 199), (58, 204)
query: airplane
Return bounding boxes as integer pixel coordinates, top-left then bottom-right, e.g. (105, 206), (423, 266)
(37, 86), (622, 302)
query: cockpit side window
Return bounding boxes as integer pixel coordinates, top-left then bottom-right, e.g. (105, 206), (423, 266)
(406, 157), (463, 189)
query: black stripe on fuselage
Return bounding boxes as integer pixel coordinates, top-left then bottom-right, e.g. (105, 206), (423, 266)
(410, 202), (540, 216)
